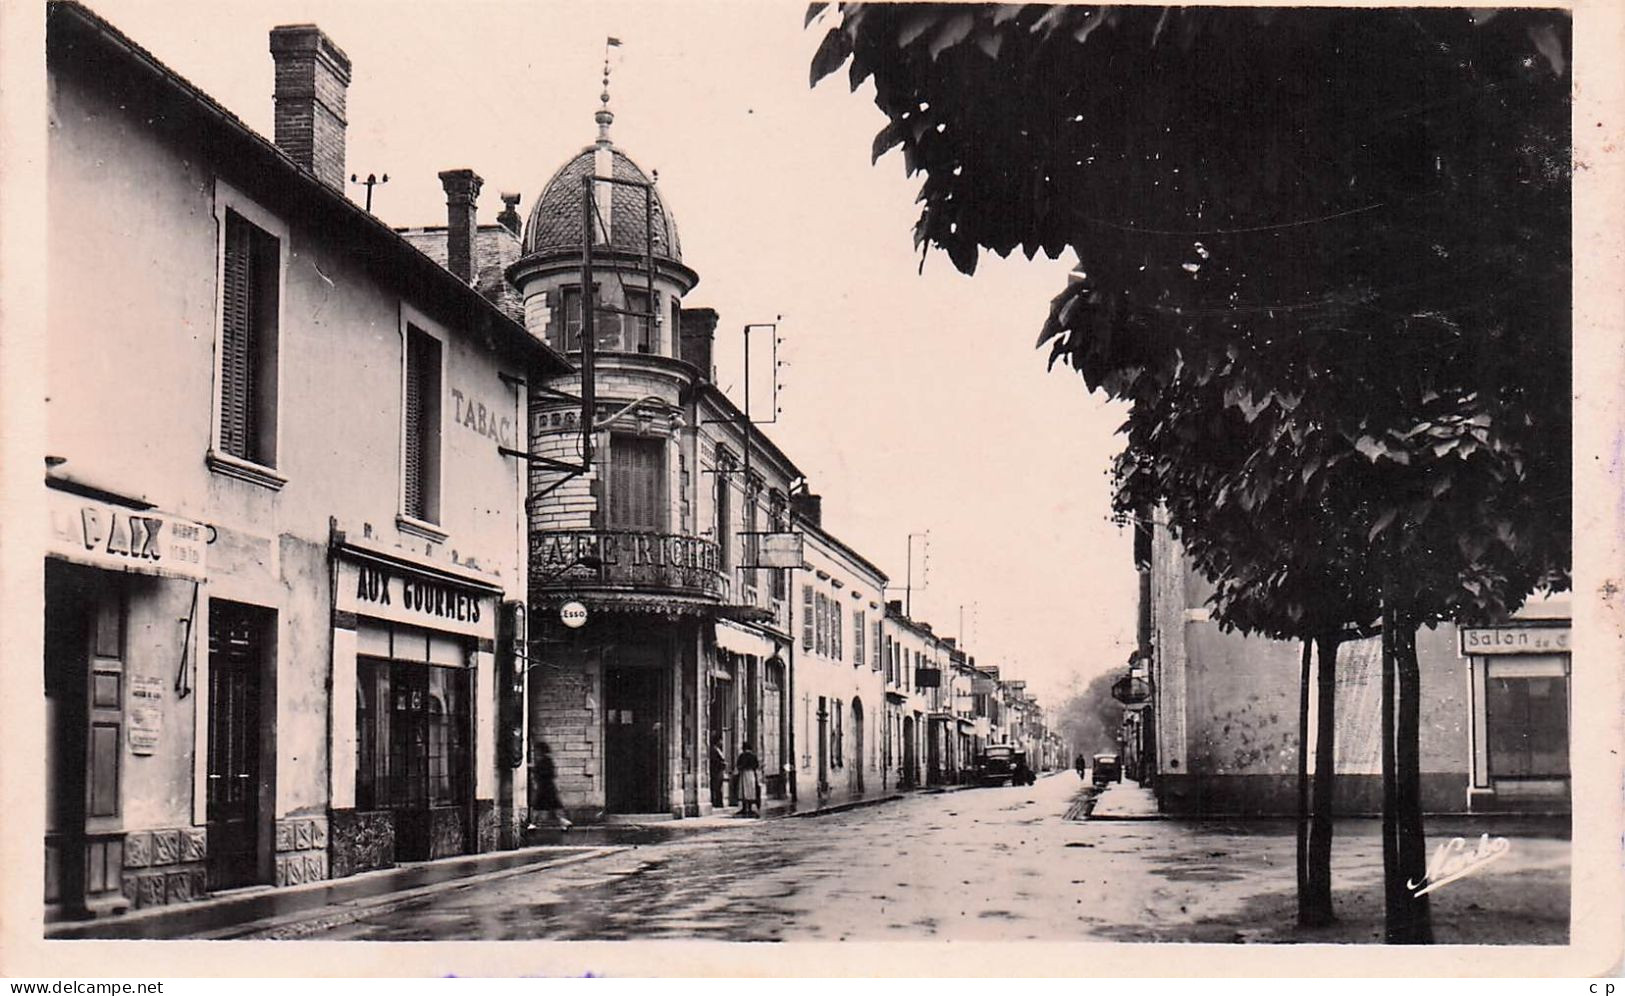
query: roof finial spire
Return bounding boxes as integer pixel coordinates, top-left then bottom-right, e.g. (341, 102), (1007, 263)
(596, 36), (621, 146)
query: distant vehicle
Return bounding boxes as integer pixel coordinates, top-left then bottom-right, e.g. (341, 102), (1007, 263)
(975, 745), (1017, 786)
(1011, 750), (1038, 786)
(1091, 753), (1122, 787)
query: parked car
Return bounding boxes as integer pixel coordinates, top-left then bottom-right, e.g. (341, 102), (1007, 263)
(1091, 753), (1122, 787)
(975, 745), (1017, 786)
(1011, 750), (1038, 786)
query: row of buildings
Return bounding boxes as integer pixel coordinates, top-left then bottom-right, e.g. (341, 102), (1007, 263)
(38, 3), (1059, 922)
(1116, 512), (1572, 817)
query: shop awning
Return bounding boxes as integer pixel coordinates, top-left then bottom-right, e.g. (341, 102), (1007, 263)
(716, 620), (784, 658)
(534, 589), (771, 623)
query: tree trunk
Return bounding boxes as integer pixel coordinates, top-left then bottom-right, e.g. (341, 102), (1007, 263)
(1392, 616), (1435, 943)
(1303, 633), (1339, 925)
(1380, 598), (1403, 938)
(1295, 639), (1311, 925)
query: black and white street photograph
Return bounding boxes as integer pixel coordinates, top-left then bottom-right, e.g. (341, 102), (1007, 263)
(2, 0), (1621, 980)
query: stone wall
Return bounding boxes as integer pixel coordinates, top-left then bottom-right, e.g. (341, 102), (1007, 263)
(120, 826), (207, 910)
(329, 809), (393, 878)
(274, 814), (330, 887)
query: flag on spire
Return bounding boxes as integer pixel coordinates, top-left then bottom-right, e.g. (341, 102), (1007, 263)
(607, 36), (622, 46)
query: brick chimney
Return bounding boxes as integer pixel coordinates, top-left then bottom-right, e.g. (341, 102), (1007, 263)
(269, 25), (352, 192)
(496, 192), (523, 237)
(791, 492), (822, 528)
(438, 169), (483, 284)
(679, 307), (719, 380)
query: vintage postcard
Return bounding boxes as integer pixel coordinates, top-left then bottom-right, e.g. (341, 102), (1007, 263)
(0, 0), (1619, 979)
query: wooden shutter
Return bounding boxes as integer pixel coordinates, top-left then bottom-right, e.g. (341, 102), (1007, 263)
(832, 601), (842, 660)
(609, 435), (663, 531)
(801, 585), (814, 649)
(854, 611), (865, 667)
(219, 213), (254, 459)
(403, 333), (424, 519)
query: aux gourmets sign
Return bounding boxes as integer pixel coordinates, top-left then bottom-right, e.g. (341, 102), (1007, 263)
(338, 557), (495, 639)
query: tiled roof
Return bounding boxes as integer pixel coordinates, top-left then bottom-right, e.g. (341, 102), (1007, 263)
(523, 147), (682, 262)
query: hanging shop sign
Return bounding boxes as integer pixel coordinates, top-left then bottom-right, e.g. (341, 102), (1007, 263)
(1460, 626), (1570, 656)
(338, 557), (497, 639)
(47, 489), (207, 582)
(559, 601), (589, 628)
(741, 531), (805, 569)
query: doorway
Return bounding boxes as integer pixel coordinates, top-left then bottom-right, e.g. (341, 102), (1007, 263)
(44, 563), (127, 917)
(206, 600), (274, 891)
(604, 667), (666, 813)
(851, 699), (865, 795)
(902, 715), (917, 789)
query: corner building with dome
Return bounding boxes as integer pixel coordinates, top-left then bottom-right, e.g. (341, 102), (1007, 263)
(511, 99), (812, 821)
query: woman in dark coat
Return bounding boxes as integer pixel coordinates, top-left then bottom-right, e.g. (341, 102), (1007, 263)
(532, 742), (571, 829)
(735, 743), (761, 817)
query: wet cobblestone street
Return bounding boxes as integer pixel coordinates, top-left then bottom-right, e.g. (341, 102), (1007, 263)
(226, 774), (1569, 943)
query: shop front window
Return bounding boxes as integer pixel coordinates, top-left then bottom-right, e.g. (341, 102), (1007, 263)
(356, 625), (471, 811)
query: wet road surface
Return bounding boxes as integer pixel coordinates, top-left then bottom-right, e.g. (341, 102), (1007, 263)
(235, 773), (1569, 942)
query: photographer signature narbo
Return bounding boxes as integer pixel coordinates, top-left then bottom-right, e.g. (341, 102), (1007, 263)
(1407, 833), (1512, 897)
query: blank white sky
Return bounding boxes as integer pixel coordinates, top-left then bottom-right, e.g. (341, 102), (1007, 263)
(83, 0), (1138, 704)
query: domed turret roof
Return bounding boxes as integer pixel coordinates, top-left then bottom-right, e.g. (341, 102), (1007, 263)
(522, 145), (682, 262)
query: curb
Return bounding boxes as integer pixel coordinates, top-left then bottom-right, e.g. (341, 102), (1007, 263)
(791, 793), (905, 818)
(197, 845), (631, 940)
(47, 843), (622, 941)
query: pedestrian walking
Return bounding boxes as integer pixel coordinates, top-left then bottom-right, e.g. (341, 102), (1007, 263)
(530, 742), (571, 830)
(709, 734), (728, 809)
(735, 742), (761, 817)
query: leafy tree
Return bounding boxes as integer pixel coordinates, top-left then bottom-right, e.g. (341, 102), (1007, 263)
(1053, 668), (1124, 761)
(813, 3), (1570, 943)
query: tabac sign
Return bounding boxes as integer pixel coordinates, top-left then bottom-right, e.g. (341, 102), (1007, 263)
(47, 489), (207, 582)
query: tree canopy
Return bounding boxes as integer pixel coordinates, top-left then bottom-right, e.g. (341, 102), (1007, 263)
(812, 3), (1572, 630)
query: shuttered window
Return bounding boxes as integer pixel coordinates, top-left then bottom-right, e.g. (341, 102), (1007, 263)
(608, 434), (665, 531)
(219, 210), (280, 465)
(854, 610), (866, 668)
(403, 325), (442, 523)
(832, 600), (842, 661)
(715, 452), (733, 569)
(801, 585), (814, 649)
(873, 620), (883, 671)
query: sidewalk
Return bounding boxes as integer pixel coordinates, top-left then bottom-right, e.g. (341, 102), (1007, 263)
(1088, 777), (1162, 819)
(47, 789), (933, 940)
(46, 843), (622, 940)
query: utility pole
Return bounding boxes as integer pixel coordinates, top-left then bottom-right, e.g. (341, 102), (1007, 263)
(905, 531), (929, 617)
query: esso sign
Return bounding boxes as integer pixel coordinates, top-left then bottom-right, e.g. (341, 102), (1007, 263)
(559, 601), (589, 629)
